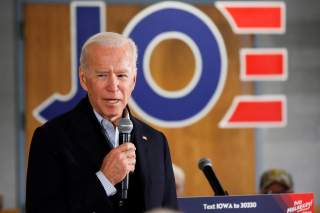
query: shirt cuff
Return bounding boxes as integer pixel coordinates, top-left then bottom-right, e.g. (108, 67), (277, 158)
(96, 171), (117, 196)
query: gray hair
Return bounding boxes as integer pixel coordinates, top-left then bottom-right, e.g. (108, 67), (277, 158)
(79, 32), (138, 71)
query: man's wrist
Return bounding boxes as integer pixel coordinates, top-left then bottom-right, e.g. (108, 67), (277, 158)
(96, 171), (117, 196)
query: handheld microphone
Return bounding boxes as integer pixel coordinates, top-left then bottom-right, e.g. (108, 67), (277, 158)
(198, 158), (227, 196)
(118, 109), (133, 200)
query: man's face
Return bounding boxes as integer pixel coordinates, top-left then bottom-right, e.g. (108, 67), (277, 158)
(263, 182), (289, 194)
(79, 43), (136, 123)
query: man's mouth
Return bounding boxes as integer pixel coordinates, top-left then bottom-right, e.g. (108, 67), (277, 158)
(104, 99), (120, 104)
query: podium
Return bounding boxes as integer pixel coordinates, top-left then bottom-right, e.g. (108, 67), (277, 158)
(178, 193), (314, 213)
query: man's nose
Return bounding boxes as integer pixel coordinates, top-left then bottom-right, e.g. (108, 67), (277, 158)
(106, 74), (119, 91)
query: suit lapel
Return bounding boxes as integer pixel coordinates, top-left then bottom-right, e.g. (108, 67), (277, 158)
(68, 97), (112, 171)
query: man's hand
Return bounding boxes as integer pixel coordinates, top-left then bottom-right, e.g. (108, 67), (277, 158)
(100, 143), (136, 185)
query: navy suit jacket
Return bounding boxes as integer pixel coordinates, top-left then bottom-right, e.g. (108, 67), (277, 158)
(26, 97), (177, 213)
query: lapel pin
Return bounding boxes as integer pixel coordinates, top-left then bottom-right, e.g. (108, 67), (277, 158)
(142, 135), (148, 141)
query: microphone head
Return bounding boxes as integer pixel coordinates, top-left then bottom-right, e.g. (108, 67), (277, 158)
(119, 117), (133, 134)
(198, 157), (212, 170)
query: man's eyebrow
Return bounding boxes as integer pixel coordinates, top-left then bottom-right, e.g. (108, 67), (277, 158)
(115, 69), (130, 73)
(94, 70), (108, 73)
(93, 68), (131, 73)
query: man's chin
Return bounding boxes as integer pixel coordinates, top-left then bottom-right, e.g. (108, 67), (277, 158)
(103, 111), (122, 122)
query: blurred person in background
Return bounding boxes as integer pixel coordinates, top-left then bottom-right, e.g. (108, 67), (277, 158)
(259, 168), (294, 194)
(172, 164), (185, 197)
(145, 207), (182, 213)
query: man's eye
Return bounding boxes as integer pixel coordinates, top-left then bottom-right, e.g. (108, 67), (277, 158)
(97, 74), (107, 78)
(118, 74), (128, 79)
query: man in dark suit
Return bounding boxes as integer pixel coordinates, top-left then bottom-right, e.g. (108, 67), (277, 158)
(26, 32), (177, 213)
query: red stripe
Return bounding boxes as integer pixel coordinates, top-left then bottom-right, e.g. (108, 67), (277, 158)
(226, 7), (281, 28)
(229, 101), (283, 122)
(246, 54), (283, 75)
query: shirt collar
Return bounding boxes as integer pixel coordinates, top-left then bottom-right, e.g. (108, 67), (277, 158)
(93, 110), (131, 126)
(93, 110), (105, 125)
(93, 110), (119, 147)
(93, 110), (115, 129)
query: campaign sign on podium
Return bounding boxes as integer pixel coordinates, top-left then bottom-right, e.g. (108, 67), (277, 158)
(178, 193), (314, 213)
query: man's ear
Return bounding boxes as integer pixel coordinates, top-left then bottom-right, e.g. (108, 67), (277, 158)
(132, 68), (137, 88)
(132, 72), (137, 88)
(79, 68), (88, 92)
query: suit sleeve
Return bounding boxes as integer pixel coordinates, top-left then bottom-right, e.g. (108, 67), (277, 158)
(26, 127), (113, 213)
(161, 133), (178, 209)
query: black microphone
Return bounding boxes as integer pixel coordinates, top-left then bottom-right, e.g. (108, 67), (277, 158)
(198, 158), (227, 196)
(118, 109), (133, 200)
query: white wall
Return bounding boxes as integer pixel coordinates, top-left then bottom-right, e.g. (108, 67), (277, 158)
(256, 0), (320, 204)
(0, 0), (17, 209)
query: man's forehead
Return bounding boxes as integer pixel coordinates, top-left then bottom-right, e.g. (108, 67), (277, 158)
(88, 43), (133, 60)
(84, 42), (136, 72)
